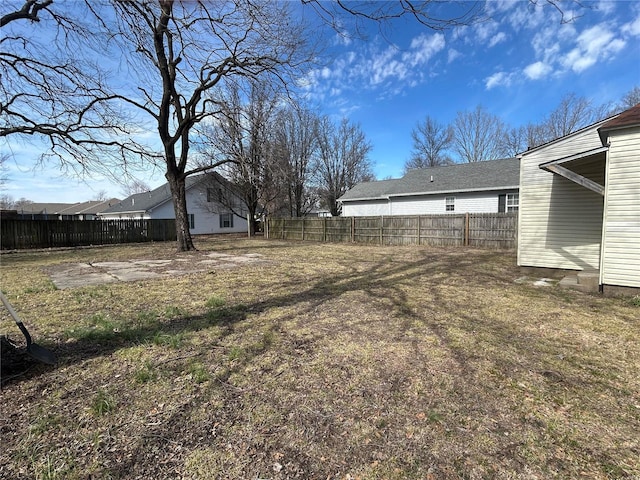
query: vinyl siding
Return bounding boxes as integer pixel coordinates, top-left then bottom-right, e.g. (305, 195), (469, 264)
(390, 191), (511, 215)
(149, 183), (248, 235)
(518, 124), (605, 271)
(342, 190), (517, 216)
(342, 200), (389, 216)
(601, 126), (640, 288)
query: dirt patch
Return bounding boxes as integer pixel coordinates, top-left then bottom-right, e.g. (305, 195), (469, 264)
(45, 252), (270, 289)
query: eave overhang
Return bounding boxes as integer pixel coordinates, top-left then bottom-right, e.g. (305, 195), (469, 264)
(539, 145), (608, 196)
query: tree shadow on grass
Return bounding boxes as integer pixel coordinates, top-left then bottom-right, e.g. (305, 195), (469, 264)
(4, 246), (637, 478)
(2, 249), (508, 387)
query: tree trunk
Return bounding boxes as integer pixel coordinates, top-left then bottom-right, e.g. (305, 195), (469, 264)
(166, 172), (196, 252)
(248, 206), (256, 236)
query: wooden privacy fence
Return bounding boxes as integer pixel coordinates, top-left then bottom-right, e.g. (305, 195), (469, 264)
(0, 219), (176, 250)
(267, 213), (517, 249)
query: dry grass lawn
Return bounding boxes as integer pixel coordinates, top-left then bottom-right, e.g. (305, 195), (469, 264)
(1, 237), (639, 479)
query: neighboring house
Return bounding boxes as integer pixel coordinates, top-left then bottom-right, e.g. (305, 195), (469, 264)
(517, 103), (640, 293)
(13, 199), (120, 220)
(307, 208), (332, 218)
(338, 157), (520, 216)
(98, 173), (248, 235)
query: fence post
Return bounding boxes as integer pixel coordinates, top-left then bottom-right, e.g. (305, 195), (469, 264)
(282, 218), (285, 240)
(465, 213), (470, 246)
(417, 215), (421, 245)
(351, 216), (355, 243)
(380, 215), (384, 245)
(301, 218), (305, 241)
(323, 217), (327, 242)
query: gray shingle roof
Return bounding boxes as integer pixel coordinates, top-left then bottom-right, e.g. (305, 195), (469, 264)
(101, 184), (171, 214)
(339, 157), (520, 202)
(15, 199), (120, 215)
(101, 172), (237, 215)
(101, 175), (205, 214)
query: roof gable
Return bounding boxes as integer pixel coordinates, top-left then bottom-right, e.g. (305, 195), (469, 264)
(598, 103), (640, 142)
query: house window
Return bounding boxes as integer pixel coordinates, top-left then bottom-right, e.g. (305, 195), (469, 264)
(207, 188), (215, 202)
(189, 214), (195, 229)
(506, 193), (519, 212)
(445, 196), (455, 212)
(219, 213), (233, 228)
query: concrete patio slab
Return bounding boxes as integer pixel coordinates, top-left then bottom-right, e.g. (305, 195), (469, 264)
(45, 251), (271, 289)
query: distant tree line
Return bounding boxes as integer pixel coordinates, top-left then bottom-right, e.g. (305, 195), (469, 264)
(4, 85), (637, 221)
(405, 86), (640, 172)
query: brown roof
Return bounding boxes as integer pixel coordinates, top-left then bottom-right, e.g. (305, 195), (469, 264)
(599, 103), (640, 131)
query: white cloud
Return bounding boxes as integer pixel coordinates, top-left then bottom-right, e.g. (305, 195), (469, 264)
(485, 71), (515, 89)
(370, 46), (406, 84)
(595, 1), (616, 15)
(523, 61), (552, 80)
(504, 2), (546, 31)
(622, 13), (640, 37)
(404, 33), (445, 66)
(474, 21), (499, 42)
(447, 48), (462, 63)
(334, 32), (353, 47)
(530, 23), (576, 63)
(485, 0), (519, 15)
(561, 24), (626, 73)
(488, 32), (507, 48)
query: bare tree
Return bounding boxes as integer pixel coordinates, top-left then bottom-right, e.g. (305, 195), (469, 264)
(273, 103), (320, 217)
(1, 1), (147, 180)
(121, 179), (151, 197)
(502, 126), (527, 157)
(405, 116), (453, 172)
(522, 93), (610, 149)
(91, 190), (107, 202)
(0, 153), (9, 188)
(13, 197), (33, 211)
(452, 105), (508, 163)
(314, 117), (373, 216)
(3, 0), (589, 248)
(544, 93), (597, 140)
(304, 1), (484, 37)
(618, 86), (640, 111)
(0, 194), (14, 210)
(1, 0), (52, 27)
(202, 81), (282, 235)
(104, 0), (313, 250)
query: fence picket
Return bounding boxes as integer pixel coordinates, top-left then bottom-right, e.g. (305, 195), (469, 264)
(0, 219), (177, 250)
(267, 213), (517, 250)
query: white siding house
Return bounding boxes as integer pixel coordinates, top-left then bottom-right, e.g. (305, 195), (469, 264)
(99, 173), (248, 235)
(339, 158), (520, 216)
(600, 124), (640, 289)
(518, 103), (640, 293)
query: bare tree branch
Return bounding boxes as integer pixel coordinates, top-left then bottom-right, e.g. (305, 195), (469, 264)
(1, 0), (53, 27)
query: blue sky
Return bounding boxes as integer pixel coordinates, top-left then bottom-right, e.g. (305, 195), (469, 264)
(3, 0), (640, 203)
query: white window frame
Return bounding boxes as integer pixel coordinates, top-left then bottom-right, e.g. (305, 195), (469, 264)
(219, 212), (233, 229)
(506, 193), (519, 212)
(445, 196), (455, 212)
